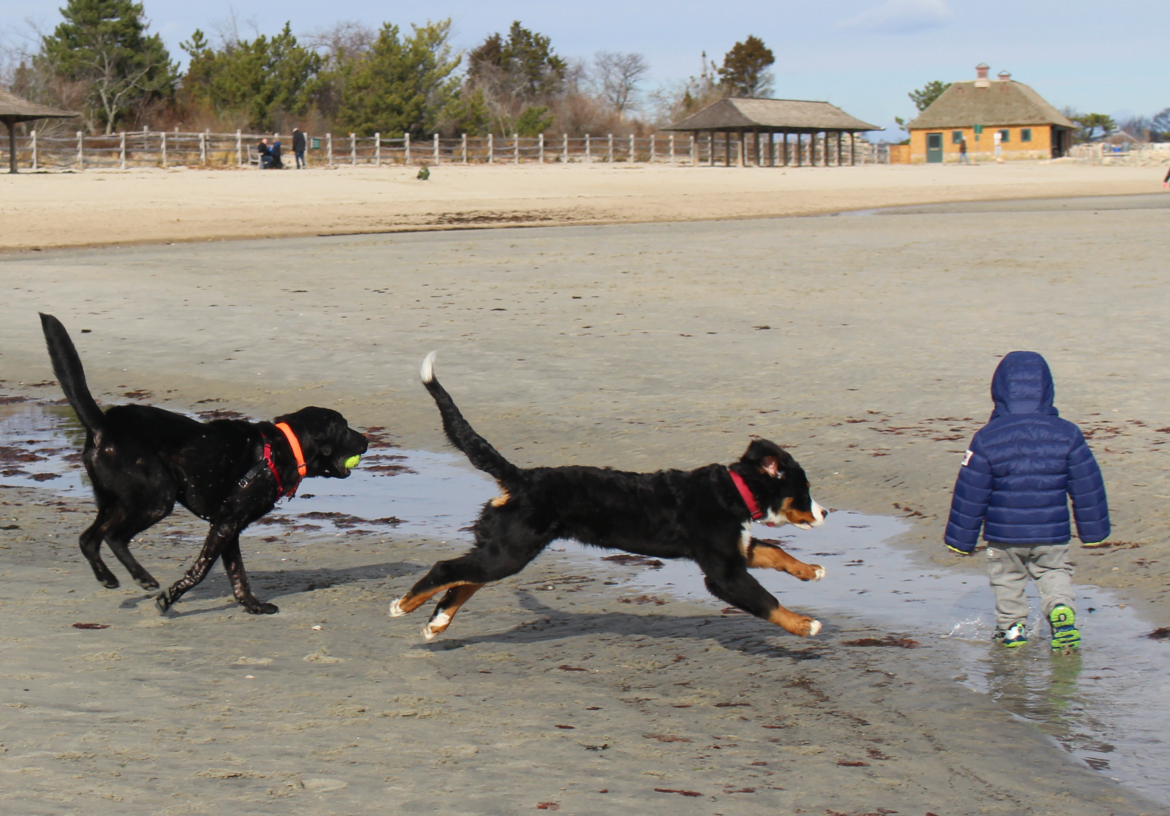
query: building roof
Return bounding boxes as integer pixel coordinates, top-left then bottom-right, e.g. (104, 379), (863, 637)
(906, 80), (1074, 130)
(663, 97), (881, 133)
(0, 87), (77, 123)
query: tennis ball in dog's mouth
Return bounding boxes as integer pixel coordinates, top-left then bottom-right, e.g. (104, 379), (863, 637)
(344, 455), (361, 469)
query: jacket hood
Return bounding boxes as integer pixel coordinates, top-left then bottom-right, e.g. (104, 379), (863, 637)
(990, 351), (1058, 419)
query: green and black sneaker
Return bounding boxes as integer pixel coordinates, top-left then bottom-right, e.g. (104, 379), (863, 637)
(992, 621), (1028, 648)
(1049, 604), (1081, 654)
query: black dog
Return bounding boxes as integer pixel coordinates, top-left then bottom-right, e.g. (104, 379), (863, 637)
(390, 352), (828, 640)
(39, 313), (368, 614)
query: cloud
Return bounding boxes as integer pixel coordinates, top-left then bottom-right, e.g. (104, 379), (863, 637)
(838, 0), (954, 34)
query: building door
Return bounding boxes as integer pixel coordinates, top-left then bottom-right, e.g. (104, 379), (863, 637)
(926, 132), (943, 163)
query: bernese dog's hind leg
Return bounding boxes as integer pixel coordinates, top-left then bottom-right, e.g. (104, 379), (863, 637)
(699, 556), (822, 638)
(745, 537), (825, 582)
(422, 584), (484, 640)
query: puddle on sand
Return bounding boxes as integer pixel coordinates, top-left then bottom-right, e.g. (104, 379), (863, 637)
(3, 401), (1170, 804)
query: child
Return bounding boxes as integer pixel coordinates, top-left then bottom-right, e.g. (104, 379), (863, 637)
(945, 351), (1110, 652)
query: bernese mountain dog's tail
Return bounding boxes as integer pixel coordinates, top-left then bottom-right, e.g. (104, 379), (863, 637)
(420, 352), (522, 487)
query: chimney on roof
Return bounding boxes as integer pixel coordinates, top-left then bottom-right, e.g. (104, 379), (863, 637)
(997, 70), (1011, 81)
(975, 62), (990, 88)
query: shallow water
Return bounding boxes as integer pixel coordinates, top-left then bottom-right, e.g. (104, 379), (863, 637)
(3, 401), (1169, 803)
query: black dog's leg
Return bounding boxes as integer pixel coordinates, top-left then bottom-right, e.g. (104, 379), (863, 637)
(698, 555), (822, 638)
(221, 535), (278, 614)
(79, 516), (121, 588)
(102, 502), (175, 591)
(156, 522), (238, 613)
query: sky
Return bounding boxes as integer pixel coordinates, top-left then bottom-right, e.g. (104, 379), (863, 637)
(6, 0), (1169, 136)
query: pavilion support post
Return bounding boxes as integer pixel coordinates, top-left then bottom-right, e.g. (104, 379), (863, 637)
(724, 131), (731, 167)
(32, 128), (38, 171)
(690, 134), (696, 166)
(782, 131), (788, 166)
(850, 132), (855, 166)
(738, 129), (745, 167)
(4, 121), (15, 174)
(754, 127), (761, 167)
(768, 131), (775, 166)
(709, 131), (715, 166)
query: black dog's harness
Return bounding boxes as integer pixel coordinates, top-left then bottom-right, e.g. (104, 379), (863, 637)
(238, 424), (307, 499)
(729, 468), (775, 526)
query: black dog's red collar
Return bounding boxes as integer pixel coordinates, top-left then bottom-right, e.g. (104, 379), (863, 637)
(240, 426), (305, 499)
(729, 469), (763, 521)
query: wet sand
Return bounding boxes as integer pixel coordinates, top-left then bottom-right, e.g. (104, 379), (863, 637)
(2, 194), (1170, 813)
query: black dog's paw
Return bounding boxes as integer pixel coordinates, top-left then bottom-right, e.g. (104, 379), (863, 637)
(155, 590), (174, 613)
(245, 602), (279, 615)
(101, 577), (121, 589)
(137, 578), (160, 591)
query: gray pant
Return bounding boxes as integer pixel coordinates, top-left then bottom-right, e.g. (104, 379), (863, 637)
(986, 543), (1075, 629)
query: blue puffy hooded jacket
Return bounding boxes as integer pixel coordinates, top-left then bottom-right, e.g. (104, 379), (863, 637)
(944, 351), (1110, 552)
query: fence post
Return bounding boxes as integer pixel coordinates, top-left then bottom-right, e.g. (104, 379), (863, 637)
(350, 133), (356, 166)
(119, 131), (126, 169)
(199, 131), (206, 166)
(650, 135), (655, 163)
(538, 133), (544, 164)
(608, 133), (613, 163)
(375, 133), (381, 167)
(235, 130), (242, 165)
(326, 133), (333, 166)
(628, 133), (634, 163)
(160, 131), (167, 169)
(487, 133), (493, 163)
(563, 133), (568, 163)
(31, 130), (37, 170)
(585, 134), (590, 162)
(669, 134), (674, 163)
(462, 133), (467, 164)
(404, 132), (411, 165)
(514, 133), (519, 164)
(76, 131), (83, 170)
(433, 133), (439, 164)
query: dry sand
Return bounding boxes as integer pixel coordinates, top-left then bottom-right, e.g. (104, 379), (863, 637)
(1, 165), (1169, 814)
(0, 160), (1162, 251)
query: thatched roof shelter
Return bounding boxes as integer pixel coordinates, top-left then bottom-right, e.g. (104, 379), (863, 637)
(0, 88), (79, 173)
(905, 74), (1074, 130)
(663, 97), (881, 167)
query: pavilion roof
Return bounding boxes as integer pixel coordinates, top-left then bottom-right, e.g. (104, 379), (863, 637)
(0, 87), (78, 123)
(663, 97), (881, 133)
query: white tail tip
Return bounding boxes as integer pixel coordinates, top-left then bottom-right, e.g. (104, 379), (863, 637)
(420, 351), (437, 384)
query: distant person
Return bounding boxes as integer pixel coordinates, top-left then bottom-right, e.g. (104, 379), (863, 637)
(958, 136), (970, 165)
(293, 127), (306, 169)
(944, 351), (1110, 653)
(993, 130), (1003, 160)
(258, 138), (272, 169)
(269, 138), (283, 169)
(1163, 164), (1169, 189)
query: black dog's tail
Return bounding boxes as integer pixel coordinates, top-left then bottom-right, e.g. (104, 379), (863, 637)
(39, 313), (107, 436)
(420, 352), (521, 487)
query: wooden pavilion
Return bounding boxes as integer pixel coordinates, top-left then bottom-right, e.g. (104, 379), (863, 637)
(662, 97), (881, 167)
(0, 87), (78, 173)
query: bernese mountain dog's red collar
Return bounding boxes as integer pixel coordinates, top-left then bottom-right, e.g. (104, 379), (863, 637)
(729, 469), (763, 521)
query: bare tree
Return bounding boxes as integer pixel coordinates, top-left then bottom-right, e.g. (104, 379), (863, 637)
(593, 51), (649, 115)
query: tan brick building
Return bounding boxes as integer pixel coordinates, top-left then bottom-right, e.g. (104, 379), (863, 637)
(906, 64), (1074, 163)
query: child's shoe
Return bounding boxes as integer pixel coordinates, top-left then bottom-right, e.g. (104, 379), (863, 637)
(992, 621), (1028, 648)
(1049, 605), (1081, 653)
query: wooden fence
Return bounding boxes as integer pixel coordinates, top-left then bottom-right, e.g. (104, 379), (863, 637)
(1, 129), (888, 171)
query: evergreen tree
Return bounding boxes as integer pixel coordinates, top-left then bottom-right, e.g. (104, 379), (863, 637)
(180, 23), (322, 132)
(468, 22), (566, 102)
(40, 0), (176, 133)
(718, 36), (774, 98)
(908, 80), (951, 112)
(335, 20), (461, 137)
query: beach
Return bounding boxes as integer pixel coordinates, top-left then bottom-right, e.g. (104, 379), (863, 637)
(1, 164), (1169, 814)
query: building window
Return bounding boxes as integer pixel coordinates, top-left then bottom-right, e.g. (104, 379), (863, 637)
(952, 131), (963, 144)
(998, 129), (1010, 143)
(1021, 128), (1032, 142)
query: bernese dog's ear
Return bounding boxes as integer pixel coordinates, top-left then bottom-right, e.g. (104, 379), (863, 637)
(761, 456), (781, 478)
